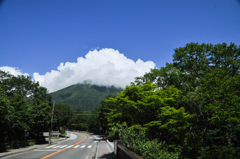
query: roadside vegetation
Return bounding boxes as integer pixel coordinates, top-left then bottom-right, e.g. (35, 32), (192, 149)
(0, 71), (52, 151)
(95, 42), (240, 159)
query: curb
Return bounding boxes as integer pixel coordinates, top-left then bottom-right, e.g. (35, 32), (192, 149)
(95, 142), (99, 159)
(91, 143), (98, 159)
(87, 141), (98, 159)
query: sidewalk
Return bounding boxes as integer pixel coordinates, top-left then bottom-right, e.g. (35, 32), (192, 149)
(92, 135), (114, 159)
(97, 141), (114, 159)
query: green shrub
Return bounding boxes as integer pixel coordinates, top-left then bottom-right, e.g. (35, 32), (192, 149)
(28, 141), (35, 146)
(110, 122), (179, 159)
(60, 126), (66, 134)
(6, 145), (10, 150)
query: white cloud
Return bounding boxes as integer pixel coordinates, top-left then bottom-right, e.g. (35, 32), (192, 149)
(0, 66), (29, 76)
(33, 48), (156, 92)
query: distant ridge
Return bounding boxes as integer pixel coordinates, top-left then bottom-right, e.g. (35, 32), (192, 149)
(50, 82), (122, 111)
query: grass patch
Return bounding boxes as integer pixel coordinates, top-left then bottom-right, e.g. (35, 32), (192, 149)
(28, 141), (35, 146)
(51, 136), (60, 139)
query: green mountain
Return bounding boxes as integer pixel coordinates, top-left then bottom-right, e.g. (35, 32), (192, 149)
(50, 82), (122, 111)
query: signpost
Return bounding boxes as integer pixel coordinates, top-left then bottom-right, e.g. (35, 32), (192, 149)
(44, 131), (60, 137)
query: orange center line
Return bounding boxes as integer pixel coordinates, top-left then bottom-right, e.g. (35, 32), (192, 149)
(41, 131), (87, 159)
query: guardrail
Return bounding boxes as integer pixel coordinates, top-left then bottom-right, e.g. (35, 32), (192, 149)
(114, 140), (144, 159)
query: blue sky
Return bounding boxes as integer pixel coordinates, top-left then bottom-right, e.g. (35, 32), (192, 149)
(0, 0), (240, 92)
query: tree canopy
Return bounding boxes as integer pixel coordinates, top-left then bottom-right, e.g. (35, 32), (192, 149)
(97, 42), (240, 158)
(0, 71), (52, 150)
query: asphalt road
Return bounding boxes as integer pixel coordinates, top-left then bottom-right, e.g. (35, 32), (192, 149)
(4, 131), (97, 159)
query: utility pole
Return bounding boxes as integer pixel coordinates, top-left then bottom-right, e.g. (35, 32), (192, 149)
(49, 101), (55, 144)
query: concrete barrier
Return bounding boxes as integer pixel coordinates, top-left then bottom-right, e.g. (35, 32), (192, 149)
(66, 132), (71, 138)
(106, 140), (114, 152)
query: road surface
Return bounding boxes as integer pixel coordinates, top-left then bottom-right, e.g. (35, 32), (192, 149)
(4, 131), (97, 159)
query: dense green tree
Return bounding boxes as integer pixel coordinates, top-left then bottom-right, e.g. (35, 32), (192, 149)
(133, 63), (193, 95)
(29, 102), (51, 137)
(172, 42), (240, 90)
(106, 82), (188, 127)
(172, 42), (240, 158)
(97, 94), (117, 131)
(105, 82), (192, 154)
(68, 110), (91, 131)
(53, 103), (73, 132)
(103, 42), (240, 158)
(0, 70), (52, 150)
(0, 85), (13, 144)
(0, 71), (51, 103)
(132, 42), (240, 158)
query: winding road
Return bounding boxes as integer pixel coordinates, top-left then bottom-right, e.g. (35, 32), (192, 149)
(5, 131), (97, 159)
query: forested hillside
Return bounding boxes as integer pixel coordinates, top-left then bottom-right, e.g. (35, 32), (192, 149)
(50, 81), (122, 111)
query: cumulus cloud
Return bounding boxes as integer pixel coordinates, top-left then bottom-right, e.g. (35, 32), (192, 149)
(0, 66), (29, 76)
(33, 48), (156, 92)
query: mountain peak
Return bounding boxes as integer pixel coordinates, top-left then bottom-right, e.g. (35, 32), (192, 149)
(50, 83), (122, 111)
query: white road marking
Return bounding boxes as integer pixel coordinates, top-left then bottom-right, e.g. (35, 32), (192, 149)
(85, 155), (89, 159)
(45, 144), (93, 149)
(67, 145), (73, 148)
(59, 145), (68, 148)
(73, 145), (80, 148)
(52, 145), (62, 148)
(45, 145), (56, 148)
